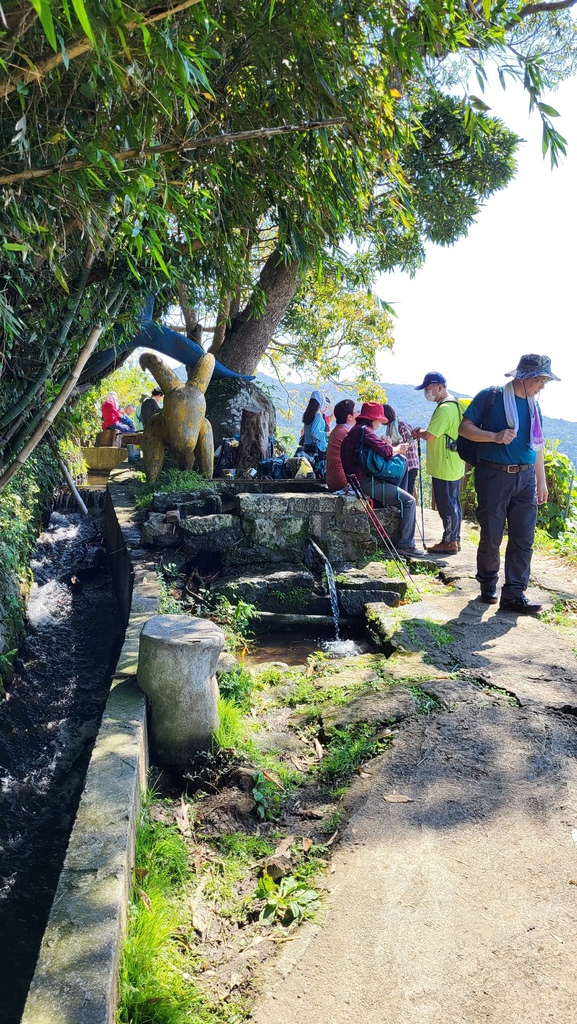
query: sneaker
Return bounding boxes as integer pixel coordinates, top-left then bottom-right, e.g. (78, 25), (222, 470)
(499, 594), (542, 615)
(397, 546), (425, 557)
(427, 541), (459, 554)
(479, 589), (498, 605)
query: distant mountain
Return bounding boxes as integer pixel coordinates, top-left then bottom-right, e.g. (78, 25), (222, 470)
(257, 374), (577, 467)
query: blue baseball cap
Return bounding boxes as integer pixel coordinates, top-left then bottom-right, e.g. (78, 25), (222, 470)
(415, 372), (447, 391)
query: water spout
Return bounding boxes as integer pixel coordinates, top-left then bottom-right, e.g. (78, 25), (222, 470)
(308, 539), (340, 641)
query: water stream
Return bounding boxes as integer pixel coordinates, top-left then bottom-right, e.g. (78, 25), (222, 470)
(0, 510), (123, 1024)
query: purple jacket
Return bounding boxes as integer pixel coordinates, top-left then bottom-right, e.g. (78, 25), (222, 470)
(341, 422), (394, 477)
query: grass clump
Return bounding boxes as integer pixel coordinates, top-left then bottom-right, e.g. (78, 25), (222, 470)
(134, 468), (215, 509)
(117, 799), (239, 1024)
(217, 665), (254, 709)
(318, 724), (390, 798)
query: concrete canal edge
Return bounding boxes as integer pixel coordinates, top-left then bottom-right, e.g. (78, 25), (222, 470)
(22, 468), (157, 1024)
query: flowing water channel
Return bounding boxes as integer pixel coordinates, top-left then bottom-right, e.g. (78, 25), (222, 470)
(0, 509), (123, 1023)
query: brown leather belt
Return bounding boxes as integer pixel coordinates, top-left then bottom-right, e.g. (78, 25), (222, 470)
(480, 460), (532, 474)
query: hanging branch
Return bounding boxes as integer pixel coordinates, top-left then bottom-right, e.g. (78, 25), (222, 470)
(0, 0), (203, 100)
(0, 119), (346, 187)
(0, 323), (104, 493)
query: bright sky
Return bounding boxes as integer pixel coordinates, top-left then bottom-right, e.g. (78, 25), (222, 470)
(375, 72), (577, 420)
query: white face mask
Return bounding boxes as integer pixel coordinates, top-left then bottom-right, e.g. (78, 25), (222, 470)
(424, 388), (437, 402)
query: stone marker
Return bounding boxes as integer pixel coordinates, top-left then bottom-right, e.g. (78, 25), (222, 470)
(137, 615), (224, 763)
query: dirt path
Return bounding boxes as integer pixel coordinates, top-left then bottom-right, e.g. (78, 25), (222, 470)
(249, 522), (577, 1023)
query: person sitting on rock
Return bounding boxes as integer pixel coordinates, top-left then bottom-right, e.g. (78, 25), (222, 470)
(122, 403), (136, 431)
(326, 399), (356, 492)
(341, 401), (423, 557)
(101, 392), (134, 434)
(302, 390), (329, 454)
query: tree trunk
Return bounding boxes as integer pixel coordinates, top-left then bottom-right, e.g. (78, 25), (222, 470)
(217, 251), (300, 375)
(236, 410), (269, 474)
(208, 289), (231, 355)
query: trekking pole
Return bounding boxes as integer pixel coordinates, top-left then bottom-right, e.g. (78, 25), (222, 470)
(347, 475), (419, 589)
(417, 438), (427, 551)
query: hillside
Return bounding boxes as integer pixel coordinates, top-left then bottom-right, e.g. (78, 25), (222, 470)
(257, 374), (577, 467)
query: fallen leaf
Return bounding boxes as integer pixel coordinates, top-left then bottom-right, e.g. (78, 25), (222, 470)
(569, 879), (577, 886)
(191, 899), (210, 937)
(289, 754), (311, 772)
(313, 738), (325, 760)
(272, 834), (295, 858)
(134, 867), (149, 881)
(326, 830), (339, 846)
(357, 768), (372, 778)
(229, 972), (241, 991)
(175, 796), (191, 835)
(137, 886), (152, 910)
(383, 794), (414, 803)
(262, 769), (284, 790)
(302, 837), (313, 853)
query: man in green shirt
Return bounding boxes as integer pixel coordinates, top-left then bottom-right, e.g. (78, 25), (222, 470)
(412, 371), (465, 554)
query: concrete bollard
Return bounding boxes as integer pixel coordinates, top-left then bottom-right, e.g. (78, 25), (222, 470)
(137, 614), (225, 764)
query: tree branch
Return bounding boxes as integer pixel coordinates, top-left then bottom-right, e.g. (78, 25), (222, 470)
(517, 0), (577, 17)
(0, 0), (203, 100)
(0, 119), (345, 187)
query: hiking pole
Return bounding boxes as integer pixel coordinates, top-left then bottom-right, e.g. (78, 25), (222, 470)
(417, 438), (427, 551)
(347, 475), (419, 589)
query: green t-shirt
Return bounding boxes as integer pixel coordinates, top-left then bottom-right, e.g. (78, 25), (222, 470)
(425, 400), (465, 481)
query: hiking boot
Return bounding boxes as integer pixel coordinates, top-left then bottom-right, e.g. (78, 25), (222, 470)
(397, 546), (425, 557)
(499, 594), (542, 615)
(478, 588), (498, 605)
(427, 541), (459, 554)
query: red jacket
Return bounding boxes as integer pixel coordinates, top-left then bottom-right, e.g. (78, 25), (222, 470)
(326, 423), (351, 491)
(101, 400), (122, 430)
(341, 422), (394, 478)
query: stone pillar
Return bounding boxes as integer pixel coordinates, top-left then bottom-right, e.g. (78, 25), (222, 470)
(137, 615), (224, 764)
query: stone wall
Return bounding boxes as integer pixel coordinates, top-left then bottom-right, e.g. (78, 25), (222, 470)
(140, 484), (400, 568)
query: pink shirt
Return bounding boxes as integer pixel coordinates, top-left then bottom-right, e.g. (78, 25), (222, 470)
(326, 423), (351, 491)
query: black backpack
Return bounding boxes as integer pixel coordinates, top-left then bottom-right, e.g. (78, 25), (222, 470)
(455, 388), (499, 466)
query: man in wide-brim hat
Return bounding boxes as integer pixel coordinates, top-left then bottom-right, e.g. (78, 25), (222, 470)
(459, 354), (560, 614)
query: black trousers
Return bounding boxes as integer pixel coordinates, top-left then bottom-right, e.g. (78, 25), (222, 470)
(475, 461), (537, 599)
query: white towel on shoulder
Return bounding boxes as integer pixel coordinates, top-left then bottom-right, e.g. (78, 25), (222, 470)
(502, 381), (544, 452)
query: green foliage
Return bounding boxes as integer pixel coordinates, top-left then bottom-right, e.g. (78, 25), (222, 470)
(156, 574), (183, 615)
(251, 771), (283, 821)
(255, 872), (320, 926)
(210, 597), (258, 655)
(277, 273), (395, 398)
(134, 469), (214, 511)
(217, 665), (254, 710)
(213, 696), (245, 750)
(318, 724), (390, 797)
(539, 443), (577, 538)
(117, 798), (243, 1024)
(0, 449), (59, 685)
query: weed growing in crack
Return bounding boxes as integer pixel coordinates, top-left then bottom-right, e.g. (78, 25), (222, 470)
(407, 686), (439, 715)
(317, 724), (391, 798)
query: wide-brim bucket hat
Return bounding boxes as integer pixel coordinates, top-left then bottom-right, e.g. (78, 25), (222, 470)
(356, 401), (388, 422)
(504, 354), (560, 381)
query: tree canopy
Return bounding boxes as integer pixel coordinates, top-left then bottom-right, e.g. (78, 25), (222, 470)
(0, 0), (576, 485)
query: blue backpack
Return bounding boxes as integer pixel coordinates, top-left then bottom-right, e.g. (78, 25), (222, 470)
(355, 427), (406, 484)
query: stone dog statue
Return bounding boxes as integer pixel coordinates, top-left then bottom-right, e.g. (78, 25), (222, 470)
(139, 352), (215, 483)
